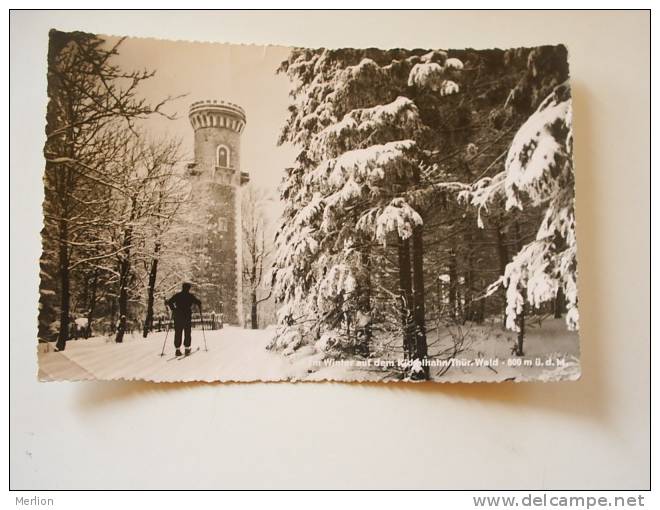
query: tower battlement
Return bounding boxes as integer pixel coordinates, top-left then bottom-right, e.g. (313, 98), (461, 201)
(189, 100), (246, 134)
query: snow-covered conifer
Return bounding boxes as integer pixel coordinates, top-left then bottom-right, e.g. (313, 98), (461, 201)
(271, 48), (463, 378)
(463, 82), (578, 331)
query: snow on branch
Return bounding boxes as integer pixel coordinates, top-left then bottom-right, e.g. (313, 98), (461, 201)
(290, 191), (325, 229)
(462, 82), (573, 216)
(307, 140), (417, 193)
(408, 62), (462, 95)
(457, 172), (506, 228)
(317, 263), (357, 301)
(503, 83), (573, 209)
(357, 198), (423, 244)
(319, 57), (392, 126)
(310, 97), (423, 159)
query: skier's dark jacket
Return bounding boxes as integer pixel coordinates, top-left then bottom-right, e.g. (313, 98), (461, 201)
(166, 291), (201, 323)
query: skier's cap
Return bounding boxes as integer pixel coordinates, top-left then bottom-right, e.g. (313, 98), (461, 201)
(182, 281), (193, 290)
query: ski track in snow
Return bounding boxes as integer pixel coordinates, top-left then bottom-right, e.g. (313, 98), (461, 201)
(38, 327), (309, 383)
(37, 319), (579, 383)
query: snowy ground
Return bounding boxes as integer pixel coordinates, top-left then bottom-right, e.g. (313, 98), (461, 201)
(38, 327), (315, 383)
(37, 318), (579, 383)
(425, 317), (580, 383)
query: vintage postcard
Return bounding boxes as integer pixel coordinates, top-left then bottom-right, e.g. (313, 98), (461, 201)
(37, 30), (580, 382)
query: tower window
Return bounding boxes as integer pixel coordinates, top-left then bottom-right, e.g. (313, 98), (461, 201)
(217, 145), (230, 167)
(218, 217), (228, 232)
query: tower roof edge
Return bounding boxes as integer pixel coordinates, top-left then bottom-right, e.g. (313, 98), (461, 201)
(189, 100), (247, 124)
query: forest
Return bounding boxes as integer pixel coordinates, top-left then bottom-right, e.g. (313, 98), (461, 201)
(268, 45), (578, 380)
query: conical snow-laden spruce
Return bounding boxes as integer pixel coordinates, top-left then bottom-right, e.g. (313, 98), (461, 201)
(270, 48), (466, 379)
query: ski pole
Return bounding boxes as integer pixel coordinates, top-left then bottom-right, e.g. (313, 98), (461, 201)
(159, 326), (170, 357)
(199, 304), (208, 352)
(159, 307), (172, 357)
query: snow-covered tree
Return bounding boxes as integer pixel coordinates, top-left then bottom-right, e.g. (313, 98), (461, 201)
(271, 49), (465, 378)
(42, 30), (175, 349)
(136, 138), (187, 338)
(242, 184), (275, 329)
(461, 82), (578, 353)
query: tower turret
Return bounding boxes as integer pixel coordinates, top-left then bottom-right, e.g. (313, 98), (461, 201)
(186, 100), (249, 325)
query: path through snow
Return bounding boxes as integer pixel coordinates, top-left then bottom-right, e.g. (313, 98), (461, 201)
(38, 327), (315, 382)
(37, 318), (579, 383)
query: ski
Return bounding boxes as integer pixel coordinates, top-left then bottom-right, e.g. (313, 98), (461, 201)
(177, 347), (201, 360)
(165, 346), (200, 362)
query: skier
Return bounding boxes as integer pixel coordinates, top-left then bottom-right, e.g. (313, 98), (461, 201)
(166, 282), (202, 356)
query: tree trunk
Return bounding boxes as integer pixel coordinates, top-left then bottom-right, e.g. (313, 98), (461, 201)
(251, 290), (258, 329)
(54, 103), (75, 351)
(463, 269), (472, 324)
(397, 236), (414, 360)
(115, 223), (133, 343)
(143, 242), (160, 338)
(513, 220), (525, 355)
(109, 295), (117, 334)
(358, 249), (372, 356)
(56, 217), (70, 351)
(472, 227), (486, 324)
(514, 294), (526, 356)
(477, 286), (486, 324)
(495, 221), (509, 329)
(463, 231), (474, 324)
(86, 269), (98, 338)
(554, 286), (565, 319)
(411, 225), (429, 379)
(80, 273), (90, 318)
(448, 249), (458, 321)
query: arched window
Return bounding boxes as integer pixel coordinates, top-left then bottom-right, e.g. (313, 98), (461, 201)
(217, 145), (230, 167)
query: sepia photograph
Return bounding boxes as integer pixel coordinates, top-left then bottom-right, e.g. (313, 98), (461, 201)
(37, 30), (579, 383)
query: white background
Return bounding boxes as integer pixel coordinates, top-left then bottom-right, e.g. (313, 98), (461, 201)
(9, 10), (650, 489)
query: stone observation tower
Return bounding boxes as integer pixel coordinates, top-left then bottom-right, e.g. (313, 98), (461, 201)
(186, 100), (249, 325)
